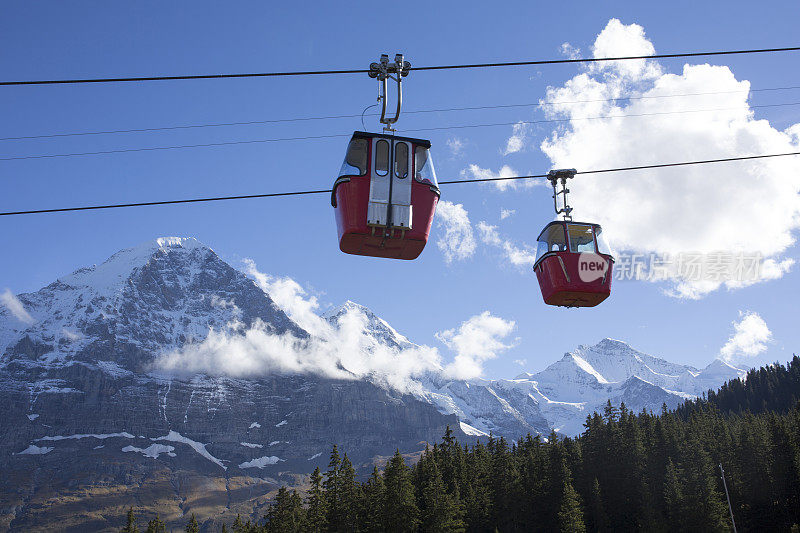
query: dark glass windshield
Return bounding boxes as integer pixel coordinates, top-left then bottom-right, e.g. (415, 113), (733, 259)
(339, 138), (368, 177)
(535, 224), (567, 262)
(567, 224), (596, 253)
(414, 146), (438, 186)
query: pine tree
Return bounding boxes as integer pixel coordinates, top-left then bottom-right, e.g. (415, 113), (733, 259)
(144, 514), (166, 533)
(663, 458), (685, 529)
(121, 507), (139, 533)
(337, 453), (361, 530)
(304, 466), (327, 532)
(362, 465), (386, 532)
(185, 513), (199, 533)
(323, 445), (342, 530)
(232, 514), (251, 533)
(419, 455), (465, 532)
(588, 478), (608, 532)
(266, 486), (305, 532)
(558, 479), (586, 533)
(382, 449), (419, 532)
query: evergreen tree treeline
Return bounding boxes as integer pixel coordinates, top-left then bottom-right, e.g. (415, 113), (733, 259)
(124, 357), (800, 532)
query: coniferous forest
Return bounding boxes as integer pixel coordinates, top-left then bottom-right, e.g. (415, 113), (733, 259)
(123, 356), (800, 532)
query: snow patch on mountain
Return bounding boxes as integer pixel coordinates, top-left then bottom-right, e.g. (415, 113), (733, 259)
(122, 444), (176, 459)
(239, 456), (283, 469)
(151, 430), (226, 470)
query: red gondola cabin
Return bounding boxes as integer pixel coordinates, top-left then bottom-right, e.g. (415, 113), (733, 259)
(332, 131), (440, 259)
(533, 221), (615, 307)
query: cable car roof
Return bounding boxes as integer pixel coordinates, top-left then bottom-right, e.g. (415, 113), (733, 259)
(351, 131), (431, 148)
(536, 220), (603, 241)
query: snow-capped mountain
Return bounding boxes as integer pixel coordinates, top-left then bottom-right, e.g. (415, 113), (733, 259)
(0, 237), (302, 372)
(323, 300), (414, 351)
(412, 339), (745, 437)
(0, 237), (747, 530)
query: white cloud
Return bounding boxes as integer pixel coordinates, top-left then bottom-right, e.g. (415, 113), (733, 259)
(244, 259), (329, 336)
(156, 266), (512, 389)
(1, 289), (34, 325)
(503, 122), (529, 155)
(155, 304), (442, 394)
(560, 42), (582, 60)
(477, 222), (537, 267)
(719, 311), (772, 365)
(514, 358), (527, 367)
(460, 164), (527, 192)
(438, 312), (516, 380)
(500, 208), (515, 220)
(436, 201), (477, 264)
(539, 18), (800, 298)
(447, 137), (466, 157)
(589, 18), (660, 80)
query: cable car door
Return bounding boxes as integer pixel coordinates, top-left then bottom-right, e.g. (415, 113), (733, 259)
(366, 138), (413, 233)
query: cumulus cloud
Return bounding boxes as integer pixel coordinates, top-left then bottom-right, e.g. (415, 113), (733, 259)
(436, 201), (477, 263)
(719, 311), (772, 365)
(0, 289), (34, 325)
(503, 122), (529, 155)
(514, 358), (527, 367)
(156, 266), (513, 390)
(539, 18), (800, 298)
(478, 222), (538, 267)
(500, 208), (516, 220)
(438, 312), (516, 380)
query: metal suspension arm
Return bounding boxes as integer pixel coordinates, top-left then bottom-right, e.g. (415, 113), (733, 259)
(547, 168), (576, 221)
(368, 54), (411, 131)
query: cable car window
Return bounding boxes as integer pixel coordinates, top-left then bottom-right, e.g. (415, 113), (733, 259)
(595, 226), (613, 255)
(395, 142), (409, 178)
(375, 140), (390, 176)
(414, 146), (438, 186)
(339, 138), (368, 177)
(567, 224), (596, 253)
(536, 224), (567, 262)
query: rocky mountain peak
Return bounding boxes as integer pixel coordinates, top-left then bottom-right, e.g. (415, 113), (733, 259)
(1, 237), (303, 371)
(324, 300), (413, 350)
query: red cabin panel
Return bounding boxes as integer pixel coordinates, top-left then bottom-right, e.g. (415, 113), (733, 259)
(534, 251), (613, 307)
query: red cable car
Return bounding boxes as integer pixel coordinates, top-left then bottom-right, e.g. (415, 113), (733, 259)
(331, 54), (440, 260)
(533, 169), (615, 307)
(533, 221), (614, 307)
(331, 131), (440, 259)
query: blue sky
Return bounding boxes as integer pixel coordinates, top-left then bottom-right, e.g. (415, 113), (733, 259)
(1, 1), (799, 379)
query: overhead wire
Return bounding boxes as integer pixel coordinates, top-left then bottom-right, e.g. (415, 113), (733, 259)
(2, 85), (800, 142)
(1, 47), (799, 86)
(1, 151), (797, 216)
(3, 101), (799, 161)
